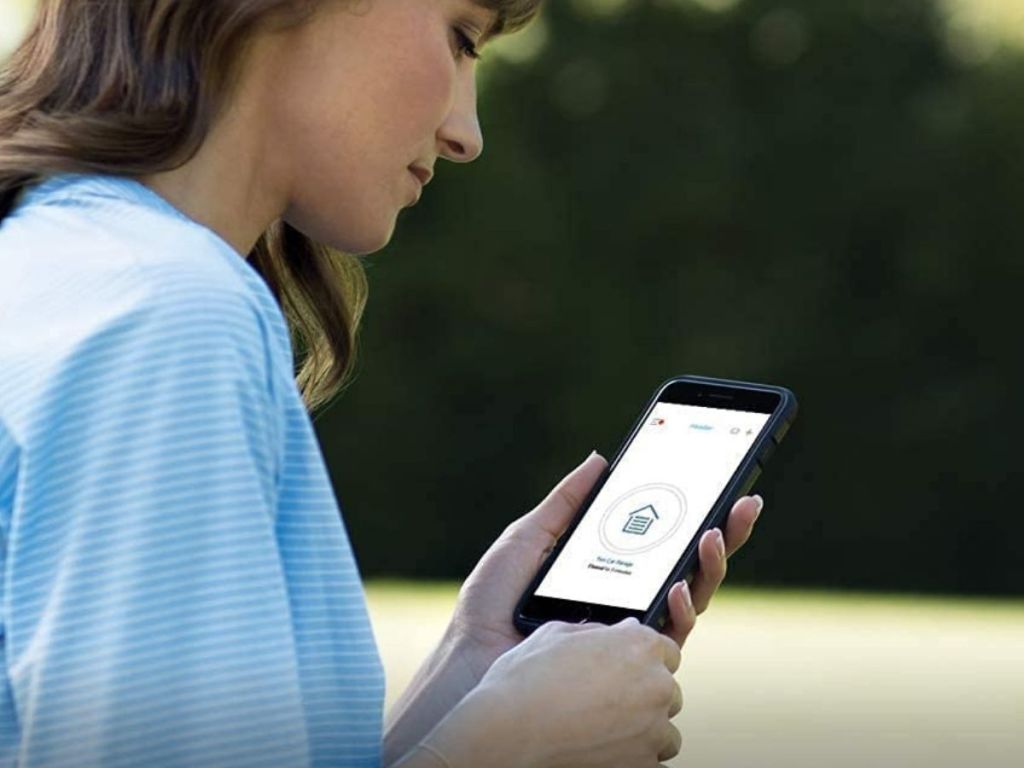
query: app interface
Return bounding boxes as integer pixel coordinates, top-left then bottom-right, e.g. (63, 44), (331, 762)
(535, 402), (770, 611)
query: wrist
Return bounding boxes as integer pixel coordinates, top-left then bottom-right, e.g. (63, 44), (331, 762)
(383, 626), (488, 766)
(421, 682), (530, 768)
(443, 613), (523, 686)
(407, 743), (454, 768)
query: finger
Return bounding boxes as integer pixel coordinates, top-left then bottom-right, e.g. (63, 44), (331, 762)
(668, 680), (683, 719)
(723, 495), (764, 557)
(690, 528), (727, 614)
(621, 617), (682, 672)
(664, 581), (697, 646)
(657, 631), (682, 674)
(523, 452), (608, 540)
(688, 496), (765, 613)
(657, 722), (682, 762)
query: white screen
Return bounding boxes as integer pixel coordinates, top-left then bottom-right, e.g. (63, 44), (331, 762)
(535, 402), (770, 611)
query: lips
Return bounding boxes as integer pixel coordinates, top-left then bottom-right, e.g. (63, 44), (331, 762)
(408, 164), (433, 187)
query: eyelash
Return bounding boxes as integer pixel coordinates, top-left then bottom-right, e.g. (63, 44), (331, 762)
(453, 27), (482, 61)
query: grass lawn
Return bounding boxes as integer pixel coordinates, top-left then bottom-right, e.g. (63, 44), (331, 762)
(366, 583), (1023, 768)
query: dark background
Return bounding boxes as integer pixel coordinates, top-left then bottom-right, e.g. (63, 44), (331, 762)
(317, 0), (1024, 596)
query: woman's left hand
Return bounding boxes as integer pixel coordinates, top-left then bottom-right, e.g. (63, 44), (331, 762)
(447, 451), (766, 683)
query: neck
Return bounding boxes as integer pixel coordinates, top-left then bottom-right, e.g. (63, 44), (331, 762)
(141, 36), (289, 257)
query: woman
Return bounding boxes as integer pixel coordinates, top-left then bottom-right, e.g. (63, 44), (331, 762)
(0, 1), (766, 766)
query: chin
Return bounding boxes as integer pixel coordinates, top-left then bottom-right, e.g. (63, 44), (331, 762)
(343, 224), (396, 256)
(285, 208), (397, 256)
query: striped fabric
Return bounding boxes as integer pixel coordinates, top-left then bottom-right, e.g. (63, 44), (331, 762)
(0, 175), (385, 767)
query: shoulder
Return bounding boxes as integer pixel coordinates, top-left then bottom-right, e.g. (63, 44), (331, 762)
(0, 187), (256, 322)
(0, 198), (284, 420)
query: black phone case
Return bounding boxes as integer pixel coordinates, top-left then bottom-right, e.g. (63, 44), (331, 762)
(513, 375), (798, 636)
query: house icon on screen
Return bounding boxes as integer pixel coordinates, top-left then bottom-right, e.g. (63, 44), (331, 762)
(623, 504), (660, 536)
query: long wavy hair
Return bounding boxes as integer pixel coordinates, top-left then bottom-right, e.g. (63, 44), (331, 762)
(0, 0), (540, 412)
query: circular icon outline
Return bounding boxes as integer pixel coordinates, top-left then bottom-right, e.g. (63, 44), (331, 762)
(598, 483), (688, 555)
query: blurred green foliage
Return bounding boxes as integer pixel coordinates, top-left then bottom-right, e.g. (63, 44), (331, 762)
(2, 0), (1019, 595)
(322, 0), (1024, 596)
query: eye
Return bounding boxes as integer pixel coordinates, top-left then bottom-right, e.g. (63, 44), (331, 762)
(453, 27), (482, 61)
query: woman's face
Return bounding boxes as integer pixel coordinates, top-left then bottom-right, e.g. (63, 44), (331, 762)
(265, 0), (493, 255)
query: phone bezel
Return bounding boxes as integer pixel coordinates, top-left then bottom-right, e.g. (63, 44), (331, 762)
(513, 375), (797, 634)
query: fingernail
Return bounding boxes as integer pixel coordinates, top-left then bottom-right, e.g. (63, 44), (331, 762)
(715, 529), (726, 557)
(753, 494), (764, 520)
(680, 581), (693, 611)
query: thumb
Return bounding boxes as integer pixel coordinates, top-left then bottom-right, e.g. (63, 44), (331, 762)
(526, 452), (608, 539)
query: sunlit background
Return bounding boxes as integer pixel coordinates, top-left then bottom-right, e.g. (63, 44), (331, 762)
(2, 0), (1022, 766)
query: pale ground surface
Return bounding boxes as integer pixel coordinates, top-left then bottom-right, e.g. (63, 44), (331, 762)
(366, 583), (1024, 768)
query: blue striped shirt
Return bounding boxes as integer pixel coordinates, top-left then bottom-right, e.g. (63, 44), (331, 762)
(0, 174), (385, 767)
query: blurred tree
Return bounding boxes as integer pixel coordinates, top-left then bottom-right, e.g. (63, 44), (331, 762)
(322, 0), (1024, 596)
(2, 0), (1021, 595)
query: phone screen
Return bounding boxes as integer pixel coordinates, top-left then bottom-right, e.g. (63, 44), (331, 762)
(534, 401), (770, 611)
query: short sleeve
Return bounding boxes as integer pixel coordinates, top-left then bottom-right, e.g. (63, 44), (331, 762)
(1, 277), (315, 767)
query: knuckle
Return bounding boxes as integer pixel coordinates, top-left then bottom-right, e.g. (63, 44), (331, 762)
(637, 669), (673, 711)
(654, 674), (677, 707)
(618, 617), (642, 632)
(625, 635), (648, 665)
(637, 624), (662, 649)
(668, 682), (684, 718)
(658, 633), (681, 660)
(616, 619), (644, 639)
(552, 620), (583, 636)
(499, 519), (524, 542)
(534, 621), (562, 639)
(662, 724), (682, 760)
(643, 716), (666, 750)
(554, 483), (584, 512)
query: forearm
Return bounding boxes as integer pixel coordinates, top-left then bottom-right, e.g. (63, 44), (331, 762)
(382, 624), (486, 767)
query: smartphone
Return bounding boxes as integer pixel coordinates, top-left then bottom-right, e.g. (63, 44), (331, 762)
(514, 375), (797, 634)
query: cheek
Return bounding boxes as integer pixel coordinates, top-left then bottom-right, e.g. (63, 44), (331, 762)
(365, 30), (456, 154)
(269, 12), (456, 251)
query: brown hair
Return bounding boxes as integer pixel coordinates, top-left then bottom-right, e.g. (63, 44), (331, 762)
(0, 0), (541, 412)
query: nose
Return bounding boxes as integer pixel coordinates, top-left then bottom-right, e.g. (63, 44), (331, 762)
(437, 67), (483, 164)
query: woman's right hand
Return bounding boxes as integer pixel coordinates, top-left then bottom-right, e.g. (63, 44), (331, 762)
(424, 608), (695, 768)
